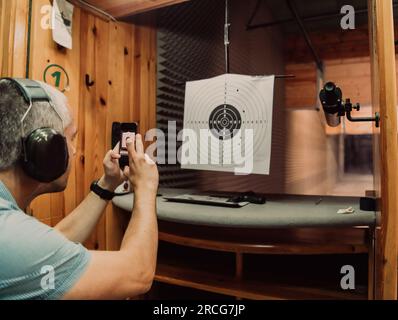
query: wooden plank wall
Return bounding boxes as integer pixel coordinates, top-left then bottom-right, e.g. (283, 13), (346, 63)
(27, 0), (83, 227)
(368, 0), (398, 300)
(0, 0), (29, 77)
(0, 0), (157, 250)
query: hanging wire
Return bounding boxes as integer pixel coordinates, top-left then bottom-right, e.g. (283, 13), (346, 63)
(174, 0), (295, 85)
(224, 0), (230, 74)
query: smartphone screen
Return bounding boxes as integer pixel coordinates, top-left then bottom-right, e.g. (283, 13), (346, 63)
(120, 131), (135, 156)
(112, 122), (138, 168)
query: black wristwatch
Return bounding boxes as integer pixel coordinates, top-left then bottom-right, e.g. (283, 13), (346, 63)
(90, 180), (115, 200)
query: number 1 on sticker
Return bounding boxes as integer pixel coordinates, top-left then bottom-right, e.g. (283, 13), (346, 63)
(51, 71), (61, 87)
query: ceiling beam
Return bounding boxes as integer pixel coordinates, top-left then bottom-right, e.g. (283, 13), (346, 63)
(83, 0), (189, 19)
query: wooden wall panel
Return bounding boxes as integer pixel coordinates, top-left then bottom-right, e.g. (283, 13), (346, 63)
(133, 21), (157, 137)
(79, 14), (109, 249)
(0, 0), (6, 73)
(104, 21), (157, 250)
(104, 22), (138, 250)
(76, 12), (95, 213)
(77, 15), (157, 249)
(79, 16), (157, 250)
(28, 0), (82, 225)
(368, 0), (398, 300)
(0, 0), (29, 77)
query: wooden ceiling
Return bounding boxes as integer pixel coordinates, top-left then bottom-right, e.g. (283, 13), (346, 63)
(83, 0), (189, 18)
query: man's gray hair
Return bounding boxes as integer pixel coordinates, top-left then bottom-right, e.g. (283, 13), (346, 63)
(0, 79), (72, 171)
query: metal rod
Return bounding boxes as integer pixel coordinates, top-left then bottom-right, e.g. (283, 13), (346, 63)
(224, 0), (230, 74)
(26, 0), (33, 78)
(175, 75), (294, 86)
(286, 0), (323, 73)
(346, 111), (376, 122)
(275, 74), (295, 79)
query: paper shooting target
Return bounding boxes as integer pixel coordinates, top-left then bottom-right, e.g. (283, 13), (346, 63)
(182, 73), (275, 175)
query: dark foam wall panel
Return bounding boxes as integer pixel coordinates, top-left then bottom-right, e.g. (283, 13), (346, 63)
(156, 0), (224, 187)
(157, 0), (287, 191)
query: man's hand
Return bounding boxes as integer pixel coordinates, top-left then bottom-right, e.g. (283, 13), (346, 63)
(123, 134), (159, 194)
(99, 143), (126, 191)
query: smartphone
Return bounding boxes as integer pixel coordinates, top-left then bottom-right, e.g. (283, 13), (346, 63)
(112, 122), (138, 169)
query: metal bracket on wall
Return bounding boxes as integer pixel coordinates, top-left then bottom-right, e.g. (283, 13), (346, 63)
(85, 74), (95, 88)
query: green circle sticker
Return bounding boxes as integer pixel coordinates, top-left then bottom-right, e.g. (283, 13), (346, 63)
(43, 64), (70, 93)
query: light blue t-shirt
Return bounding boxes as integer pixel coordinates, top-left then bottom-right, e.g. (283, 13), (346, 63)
(0, 180), (91, 300)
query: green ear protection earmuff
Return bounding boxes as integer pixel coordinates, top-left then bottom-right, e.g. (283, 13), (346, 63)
(1, 78), (69, 183)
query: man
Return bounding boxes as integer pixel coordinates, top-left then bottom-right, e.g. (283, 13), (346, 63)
(0, 78), (159, 299)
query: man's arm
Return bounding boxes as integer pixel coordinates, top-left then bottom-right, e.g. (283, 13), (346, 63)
(54, 177), (117, 244)
(55, 146), (126, 243)
(62, 134), (159, 299)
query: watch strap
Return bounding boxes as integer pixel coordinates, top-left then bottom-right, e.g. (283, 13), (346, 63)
(90, 180), (115, 200)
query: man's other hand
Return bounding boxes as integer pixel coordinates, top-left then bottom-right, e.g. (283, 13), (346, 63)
(100, 143), (126, 191)
(123, 134), (159, 194)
